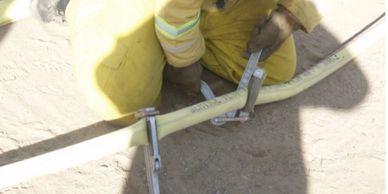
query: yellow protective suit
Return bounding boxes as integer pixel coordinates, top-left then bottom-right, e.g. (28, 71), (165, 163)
(66, 0), (321, 125)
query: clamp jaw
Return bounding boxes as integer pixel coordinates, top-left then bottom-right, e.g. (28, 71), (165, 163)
(200, 50), (266, 126)
(135, 108), (161, 194)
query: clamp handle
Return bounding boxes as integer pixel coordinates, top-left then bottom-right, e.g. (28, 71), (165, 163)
(241, 68), (266, 114)
(136, 107), (161, 194)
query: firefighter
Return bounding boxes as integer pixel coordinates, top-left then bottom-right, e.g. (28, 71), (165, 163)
(31, 0), (321, 125)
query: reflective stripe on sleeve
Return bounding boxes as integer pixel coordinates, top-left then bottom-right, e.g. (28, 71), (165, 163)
(155, 12), (200, 39)
(160, 38), (197, 54)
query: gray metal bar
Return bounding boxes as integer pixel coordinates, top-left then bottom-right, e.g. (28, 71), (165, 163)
(137, 107), (161, 194)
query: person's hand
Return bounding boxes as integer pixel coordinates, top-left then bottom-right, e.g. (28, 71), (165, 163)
(164, 61), (203, 97)
(246, 5), (302, 61)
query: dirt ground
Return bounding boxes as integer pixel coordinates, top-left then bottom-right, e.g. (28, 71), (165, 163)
(0, 0), (385, 194)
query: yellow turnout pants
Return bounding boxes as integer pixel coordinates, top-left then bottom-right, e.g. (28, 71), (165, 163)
(66, 0), (296, 126)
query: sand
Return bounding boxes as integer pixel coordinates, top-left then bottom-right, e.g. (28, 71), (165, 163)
(0, 0), (384, 193)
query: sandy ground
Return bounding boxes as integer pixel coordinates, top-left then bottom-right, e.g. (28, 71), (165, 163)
(0, 0), (385, 194)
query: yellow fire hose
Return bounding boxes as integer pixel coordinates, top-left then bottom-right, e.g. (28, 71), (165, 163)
(0, 8), (385, 189)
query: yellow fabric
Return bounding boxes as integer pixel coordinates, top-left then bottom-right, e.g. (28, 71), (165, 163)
(155, 0), (206, 67)
(66, 0), (318, 126)
(278, 0), (322, 32)
(200, 0), (297, 84)
(157, 0), (320, 67)
(66, 0), (165, 126)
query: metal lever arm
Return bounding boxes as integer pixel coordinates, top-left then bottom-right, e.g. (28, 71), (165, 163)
(136, 108), (161, 194)
(240, 68), (266, 114)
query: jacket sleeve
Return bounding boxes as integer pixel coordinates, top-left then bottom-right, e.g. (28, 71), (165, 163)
(155, 0), (205, 67)
(278, 0), (322, 33)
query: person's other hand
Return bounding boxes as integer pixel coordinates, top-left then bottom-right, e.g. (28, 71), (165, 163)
(246, 5), (302, 61)
(164, 61), (203, 97)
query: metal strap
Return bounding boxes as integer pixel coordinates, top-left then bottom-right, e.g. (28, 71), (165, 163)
(238, 50), (262, 90)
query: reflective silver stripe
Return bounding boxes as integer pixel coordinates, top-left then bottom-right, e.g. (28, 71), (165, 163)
(160, 39), (197, 54)
(155, 12), (200, 38)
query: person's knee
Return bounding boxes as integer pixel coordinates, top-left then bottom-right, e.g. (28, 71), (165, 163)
(275, 55), (297, 83)
(261, 35), (297, 84)
(262, 55), (296, 84)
